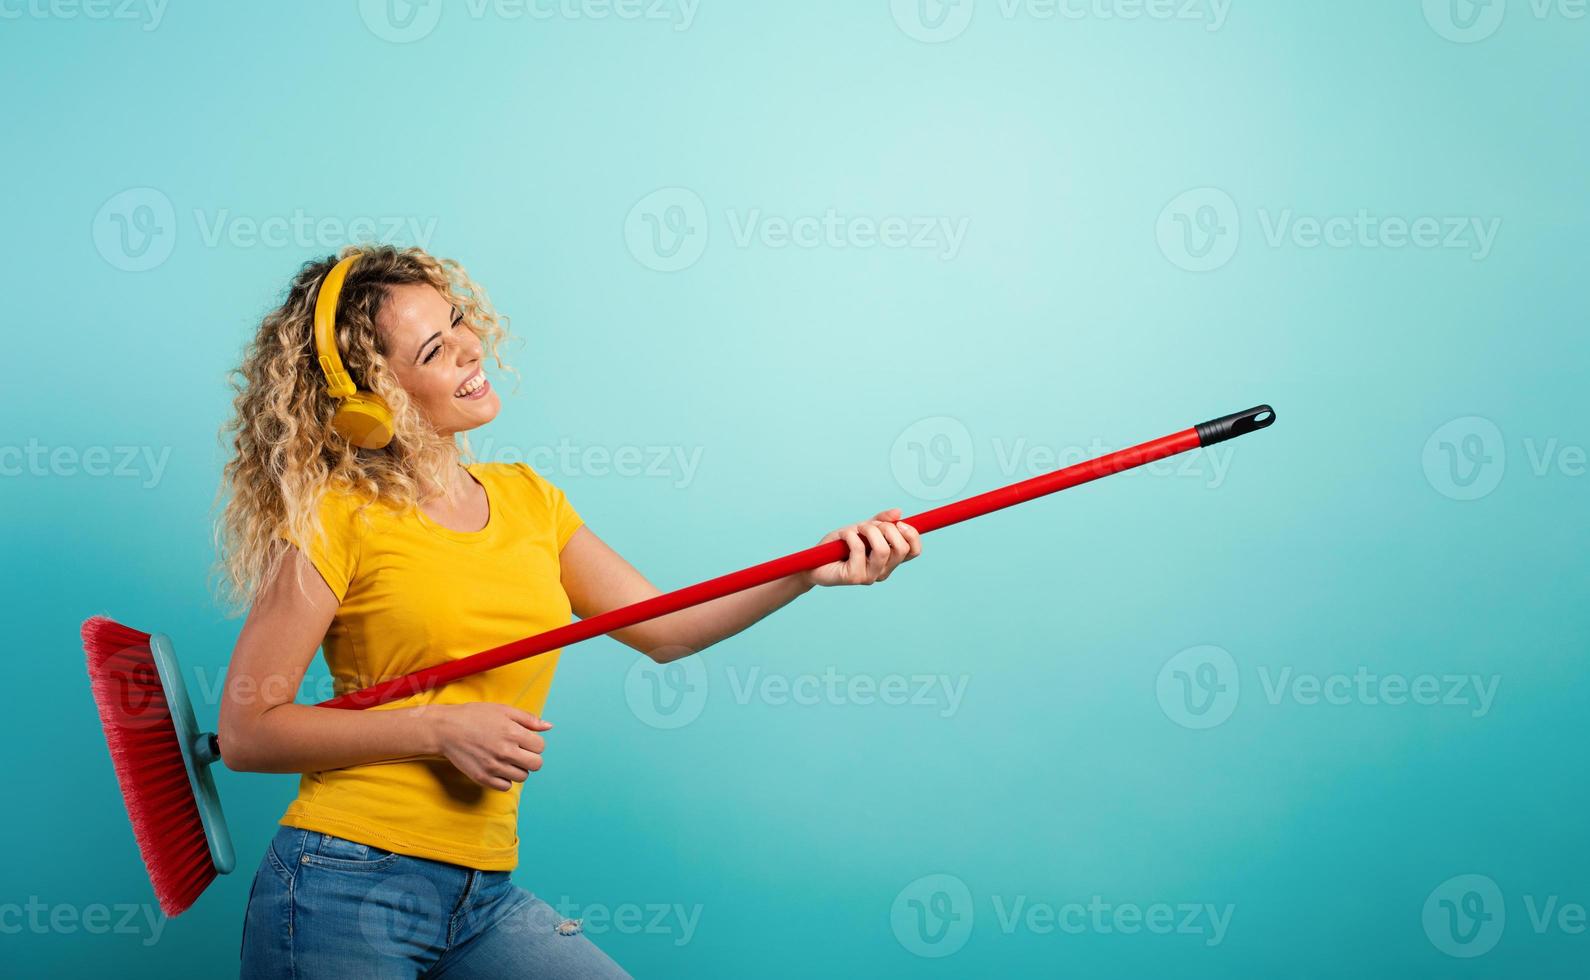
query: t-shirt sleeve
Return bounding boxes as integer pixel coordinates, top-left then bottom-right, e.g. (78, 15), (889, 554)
(278, 492), (362, 603)
(513, 462), (584, 550)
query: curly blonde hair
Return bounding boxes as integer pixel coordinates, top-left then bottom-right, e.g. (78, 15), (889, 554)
(211, 244), (518, 615)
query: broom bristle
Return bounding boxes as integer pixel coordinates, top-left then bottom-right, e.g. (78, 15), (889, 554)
(82, 615), (217, 918)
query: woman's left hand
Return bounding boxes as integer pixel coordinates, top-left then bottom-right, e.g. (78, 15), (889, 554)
(804, 508), (923, 588)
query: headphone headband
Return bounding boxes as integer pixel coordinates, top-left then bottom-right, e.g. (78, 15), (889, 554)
(310, 251), (396, 449)
(313, 253), (360, 399)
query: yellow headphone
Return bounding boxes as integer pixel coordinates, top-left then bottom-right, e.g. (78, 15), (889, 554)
(313, 253), (396, 449)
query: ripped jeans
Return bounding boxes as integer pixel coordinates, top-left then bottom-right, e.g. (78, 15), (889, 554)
(241, 826), (631, 979)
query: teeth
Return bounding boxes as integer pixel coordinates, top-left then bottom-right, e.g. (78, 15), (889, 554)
(455, 373), (485, 397)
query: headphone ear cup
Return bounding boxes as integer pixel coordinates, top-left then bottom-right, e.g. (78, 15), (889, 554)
(331, 392), (396, 449)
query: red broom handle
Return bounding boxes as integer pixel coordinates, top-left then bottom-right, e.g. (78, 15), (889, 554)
(320, 406), (1274, 710)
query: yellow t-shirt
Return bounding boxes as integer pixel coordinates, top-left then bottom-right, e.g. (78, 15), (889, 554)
(278, 461), (583, 870)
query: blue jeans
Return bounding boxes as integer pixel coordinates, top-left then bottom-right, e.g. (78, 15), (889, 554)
(241, 826), (631, 979)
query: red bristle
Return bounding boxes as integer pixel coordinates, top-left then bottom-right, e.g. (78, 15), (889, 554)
(81, 615), (217, 917)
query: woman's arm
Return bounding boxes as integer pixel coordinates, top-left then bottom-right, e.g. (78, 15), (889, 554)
(218, 544), (549, 791)
(560, 508), (923, 663)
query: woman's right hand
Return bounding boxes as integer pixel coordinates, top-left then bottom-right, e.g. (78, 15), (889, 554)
(427, 703), (552, 791)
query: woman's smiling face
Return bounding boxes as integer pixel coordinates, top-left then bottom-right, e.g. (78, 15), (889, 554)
(375, 282), (500, 436)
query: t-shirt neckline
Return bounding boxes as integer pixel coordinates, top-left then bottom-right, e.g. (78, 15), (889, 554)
(411, 463), (495, 542)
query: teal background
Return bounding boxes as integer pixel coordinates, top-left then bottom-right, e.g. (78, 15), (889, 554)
(2, 1), (1586, 975)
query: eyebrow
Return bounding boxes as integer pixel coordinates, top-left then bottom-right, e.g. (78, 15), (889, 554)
(413, 331), (441, 365)
(412, 308), (462, 364)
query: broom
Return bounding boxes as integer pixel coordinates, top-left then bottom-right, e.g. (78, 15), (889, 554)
(83, 404), (1275, 916)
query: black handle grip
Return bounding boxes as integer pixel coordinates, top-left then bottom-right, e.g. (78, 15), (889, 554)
(1195, 405), (1275, 446)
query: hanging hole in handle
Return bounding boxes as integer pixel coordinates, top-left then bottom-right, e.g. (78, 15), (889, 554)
(1234, 405), (1276, 435)
(1195, 404), (1276, 445)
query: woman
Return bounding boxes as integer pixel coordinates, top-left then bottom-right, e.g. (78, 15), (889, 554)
(214, 244), (923, 978)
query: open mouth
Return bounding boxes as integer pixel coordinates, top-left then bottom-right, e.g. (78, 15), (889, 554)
(454, 370), (490, 400)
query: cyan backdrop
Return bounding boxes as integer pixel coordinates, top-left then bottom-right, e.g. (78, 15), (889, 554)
(2, 1), (1586, 975)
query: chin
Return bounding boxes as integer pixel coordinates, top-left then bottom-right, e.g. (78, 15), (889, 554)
(457, 397), (500, 432)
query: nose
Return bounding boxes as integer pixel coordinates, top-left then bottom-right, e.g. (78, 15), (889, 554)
(455, 329), (481, 365)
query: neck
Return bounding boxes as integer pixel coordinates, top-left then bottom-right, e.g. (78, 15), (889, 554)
(417, 453), (469, 502)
